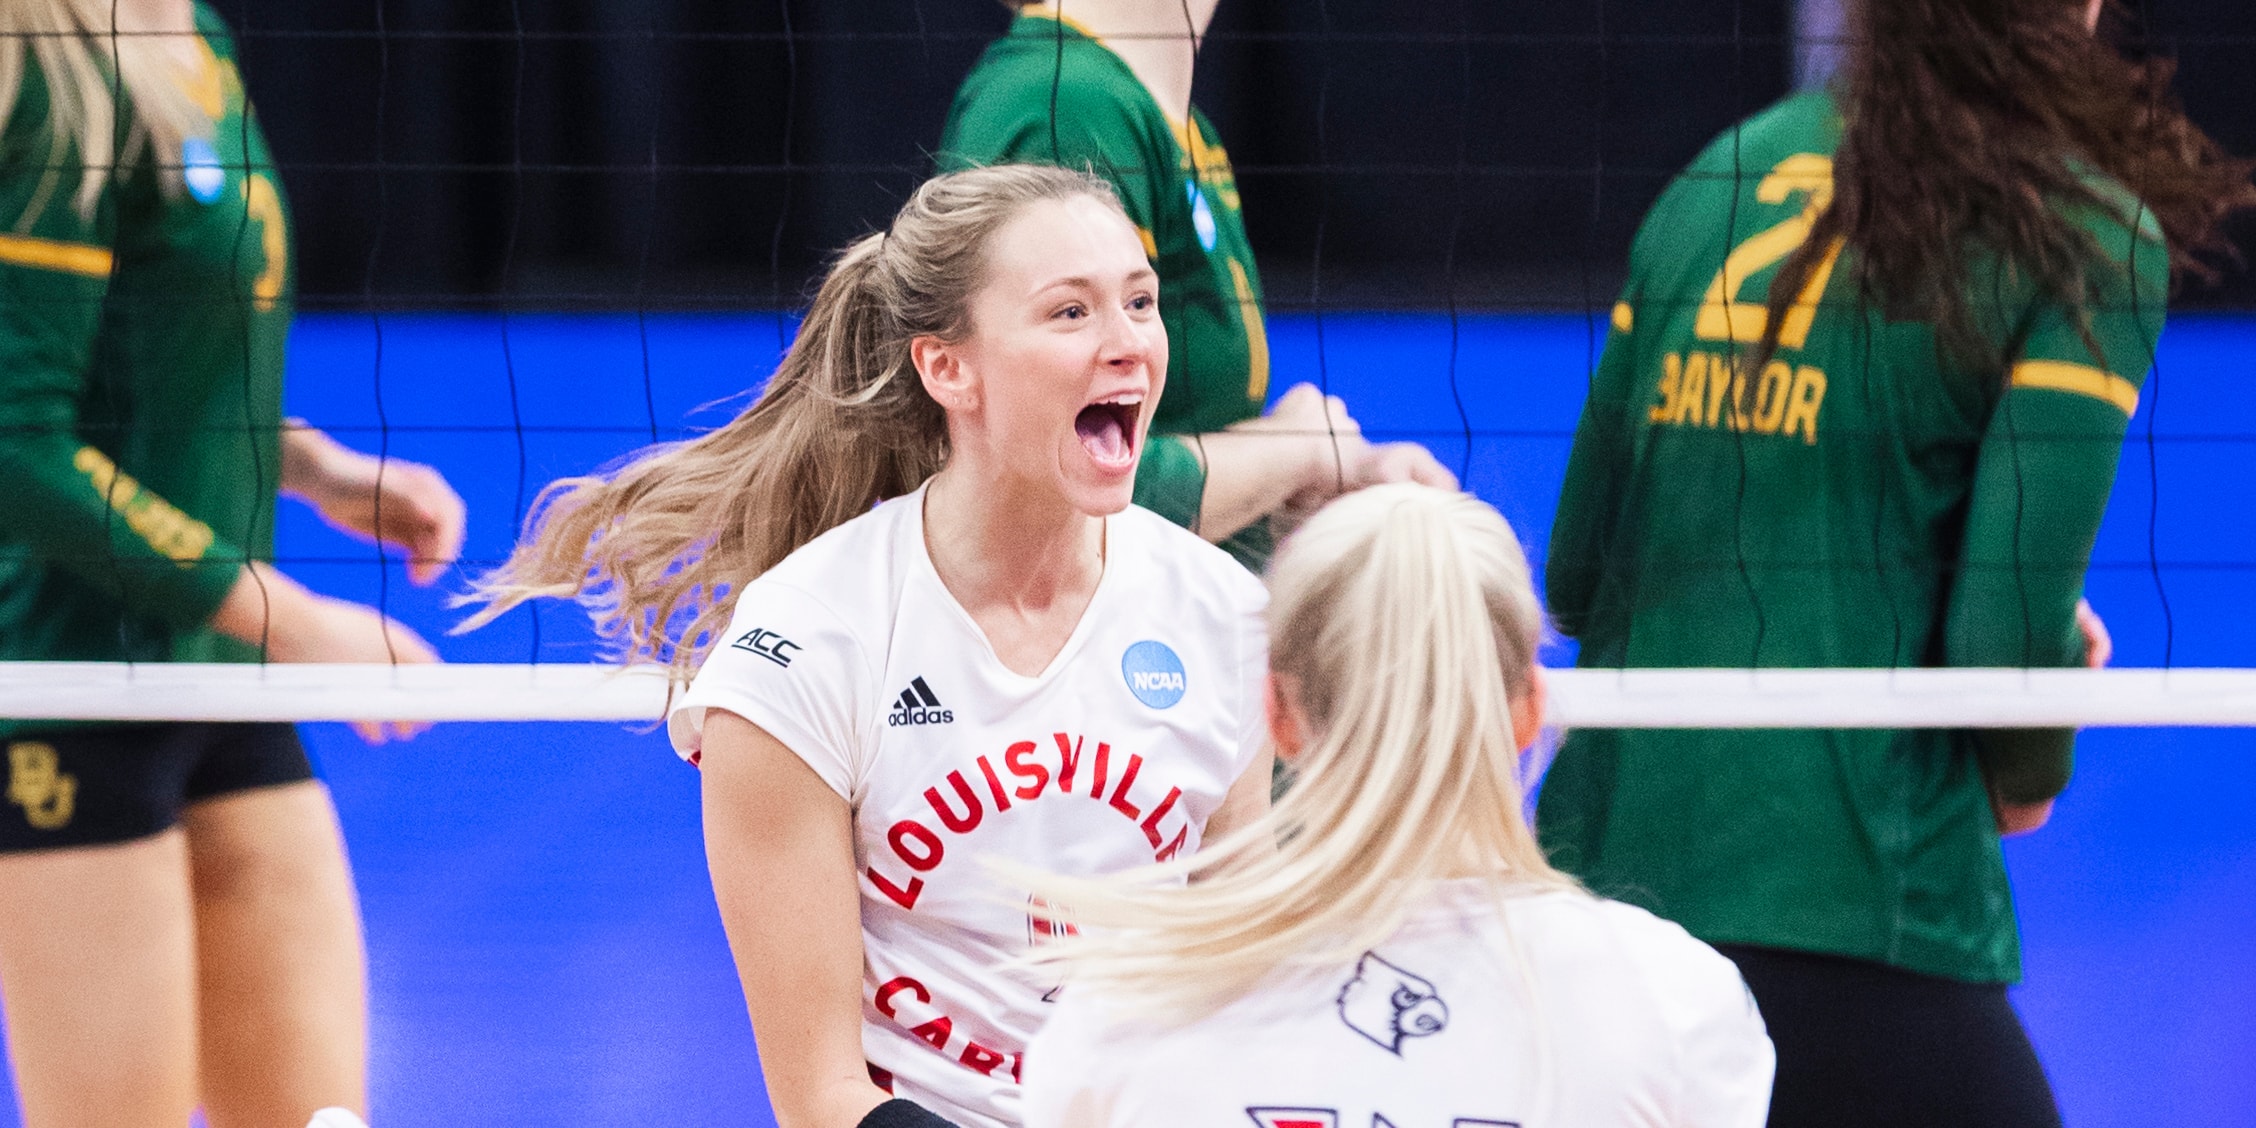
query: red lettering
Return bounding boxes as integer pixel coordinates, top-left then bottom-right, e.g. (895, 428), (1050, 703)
(1005, 740), (1049, 800)
(924, 771), (984, 834)
(958, 1041), (1007, 1076)
(1139, 786), (1183, 848)
(1010, 1052), (1023, 1084)
(1107, 753), (1146, 820)
(1090, 741), (1111, 798)
(910, 1016), (953, 1052)
(1054, 733), (1083, 792)
(977, 755), (1012, 813)
(1155, 823), (1190, 861)
(875, 976), (930, 1019)
(867, 866), (925, 911)
(889, 819), (944, 871)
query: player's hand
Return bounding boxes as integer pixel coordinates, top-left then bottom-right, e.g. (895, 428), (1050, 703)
(1233, 384), (1369, 490)
(1993, 796), (2055, 837)
(2076, 598), (2112, 669)
(1355, 442), (1459, 492)
(283, 426), (467, 586)
(210, 562), (440, 744)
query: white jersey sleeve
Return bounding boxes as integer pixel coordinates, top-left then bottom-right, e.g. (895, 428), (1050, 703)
(669, 579), (876, 801)
(1604, 903), (1776, 1128)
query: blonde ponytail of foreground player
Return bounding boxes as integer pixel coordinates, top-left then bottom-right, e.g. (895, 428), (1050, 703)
(1017, 483), (1576, 1015)
(460, 164), (1126, 681)
(0, 0), (215, 216)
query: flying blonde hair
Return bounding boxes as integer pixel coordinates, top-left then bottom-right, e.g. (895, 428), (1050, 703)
(1016, 483), (1578, 1016)
(459, 164), (1126, 681)
(0, 0), (213, 221)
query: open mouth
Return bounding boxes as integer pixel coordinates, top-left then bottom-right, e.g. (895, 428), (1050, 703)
(1073, 394), (1144, 470)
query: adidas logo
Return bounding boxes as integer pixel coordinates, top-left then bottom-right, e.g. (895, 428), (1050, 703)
(887, 676), (955, 727)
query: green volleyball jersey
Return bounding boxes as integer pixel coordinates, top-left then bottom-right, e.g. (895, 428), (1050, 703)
(939, 8), (1273, 566)
(0, 5), (291, 680)
(1537, 90), (2166, 984)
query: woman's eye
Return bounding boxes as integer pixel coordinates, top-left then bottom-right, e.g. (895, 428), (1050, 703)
(1054, 303), (1088, 321)
(1128, 294), (1155, 312)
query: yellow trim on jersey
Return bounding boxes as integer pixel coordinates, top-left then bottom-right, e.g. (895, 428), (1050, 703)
(1135, 226), (1158, 258)
(2010, 360), (2140, 415)
(182, 40), (227, 118)
(0, 233), (113, 278)
(1611, 302), (1633, 333)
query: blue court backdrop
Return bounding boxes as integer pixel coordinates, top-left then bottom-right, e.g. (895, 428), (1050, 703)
(1, 312), (2249, 1127)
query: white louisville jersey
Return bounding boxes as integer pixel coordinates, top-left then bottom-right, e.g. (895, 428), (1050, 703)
(671, 486), (1269, 1128)
(1022, 884), (1775, 1128)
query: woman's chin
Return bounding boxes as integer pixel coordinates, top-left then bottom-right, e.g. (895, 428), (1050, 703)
(1062, 463), (1139, 517)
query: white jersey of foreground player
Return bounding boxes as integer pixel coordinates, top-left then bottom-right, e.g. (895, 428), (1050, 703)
(1023, 882), (1774, 1128)
(672, 485), (1268, 1128)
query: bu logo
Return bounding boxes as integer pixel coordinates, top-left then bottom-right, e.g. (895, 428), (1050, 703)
(1337, 952), (1449, 1055)
(6, 742), (76, 830)
(731, 627), (801, 668)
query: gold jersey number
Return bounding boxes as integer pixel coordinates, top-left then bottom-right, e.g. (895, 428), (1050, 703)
(1694, 153), (1845, 351)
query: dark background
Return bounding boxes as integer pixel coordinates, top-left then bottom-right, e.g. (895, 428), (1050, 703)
(218, 0), (2256, 313)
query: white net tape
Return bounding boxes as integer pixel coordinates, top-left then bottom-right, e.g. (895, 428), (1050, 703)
(1, 663), (2251, 728)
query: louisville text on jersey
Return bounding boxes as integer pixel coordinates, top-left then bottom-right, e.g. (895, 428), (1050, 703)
(1647, 351), (1828, 446)
(865, 731), (1194, 912)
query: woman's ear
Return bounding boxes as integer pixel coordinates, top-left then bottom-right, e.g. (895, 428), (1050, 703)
(912, 334), (978, 415)
(1510, 666), (1548, 752)
(1266, 673), (1308, 763)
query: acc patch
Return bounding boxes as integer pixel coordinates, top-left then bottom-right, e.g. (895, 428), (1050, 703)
(182, 137), (226, 204)
(1121, 640), (1186, 709)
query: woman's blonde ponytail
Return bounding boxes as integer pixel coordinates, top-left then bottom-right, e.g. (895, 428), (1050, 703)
(461, 164), (1124, 682)
(1016, 484), (1575, 1016)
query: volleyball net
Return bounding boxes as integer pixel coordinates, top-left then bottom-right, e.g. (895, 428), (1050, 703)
(5, 663), (2256, 728)
(2, 2), (2251, 730)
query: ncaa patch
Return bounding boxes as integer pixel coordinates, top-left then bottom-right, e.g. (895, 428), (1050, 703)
(1186, 181), (1218, 252)
(182, 137), (225, 204)
(1121, 640), (1186, 709)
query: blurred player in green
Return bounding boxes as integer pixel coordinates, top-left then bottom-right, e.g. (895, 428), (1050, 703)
(940, 1), (1454, 570)
(1537, 0), (2253, 1125)
(0, 2), (463, 1124)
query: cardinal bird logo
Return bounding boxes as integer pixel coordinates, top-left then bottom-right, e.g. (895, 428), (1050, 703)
(1336, 951), (1449, 1055)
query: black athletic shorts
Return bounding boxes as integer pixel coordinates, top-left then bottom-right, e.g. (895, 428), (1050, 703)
(1, 723), (313, 852)
(1715, 943), (2062, 1128)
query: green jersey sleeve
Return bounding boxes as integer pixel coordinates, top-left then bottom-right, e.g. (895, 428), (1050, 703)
(1944, 195), (2168, 802)
(0, 70), (244, 631)
(1546, 291), (1642, 638)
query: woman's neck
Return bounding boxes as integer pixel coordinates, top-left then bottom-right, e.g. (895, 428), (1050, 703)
(922, 463), (1106, 675)
(111, 0), (195, 32)
(1030, 0), (1216, 123)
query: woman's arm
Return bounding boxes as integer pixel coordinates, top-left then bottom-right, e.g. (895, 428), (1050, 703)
(1143, 385), (1456, 545)
(280, 423), (465, 586)
(700, 708), (894, 1128)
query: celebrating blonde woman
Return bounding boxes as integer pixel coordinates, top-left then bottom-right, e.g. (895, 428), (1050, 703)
(469, 164), (1274, 1127)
